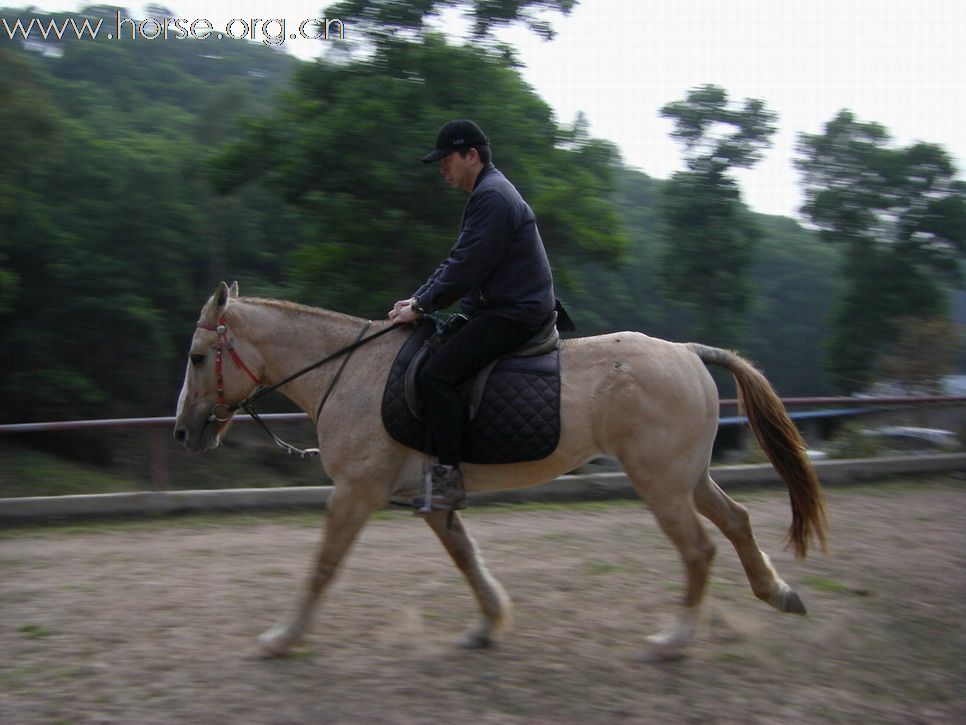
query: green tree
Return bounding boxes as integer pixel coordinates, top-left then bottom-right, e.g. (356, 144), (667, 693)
(658, 84), (777, 345)
(213, 33), (627, 317)
(326, 0), (578, 42)
(743, 215), (843, 395)
(564, 167), (666, 335)
(796, 110), (966, 391)
(0, 9), (303, 426)
(876, 317), (956, 394)
(0, 46), (63, 314)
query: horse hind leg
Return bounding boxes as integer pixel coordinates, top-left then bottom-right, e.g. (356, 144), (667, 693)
(693, 473), (806, 615)
(421, 510), (511, 649)
(627, 471), (717, 661)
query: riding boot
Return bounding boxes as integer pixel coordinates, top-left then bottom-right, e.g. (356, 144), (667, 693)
(412, 463), (466, 512)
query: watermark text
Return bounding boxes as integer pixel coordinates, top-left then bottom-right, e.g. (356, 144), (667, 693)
(2, 11), (345, 47)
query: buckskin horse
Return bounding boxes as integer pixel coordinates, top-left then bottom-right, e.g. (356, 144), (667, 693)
(174, 281), (828, 660)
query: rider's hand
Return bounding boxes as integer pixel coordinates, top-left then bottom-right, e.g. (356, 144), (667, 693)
(388, 298), (422, 325)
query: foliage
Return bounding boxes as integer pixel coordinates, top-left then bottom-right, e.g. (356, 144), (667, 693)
(562, 172), (842, 396)
(326, 0), (578, 42)
(0, 6), (302, 425)
(875, 317), (957, 394)
(743, 215), (843, 395)
(0, 46), (61, 314)
(1, 0), (951, 472)
(212, 33), (628, 317)
(823, 422), (886, 460)
(796, 110), (966, 391)
(658, 85), (777, 345)
(563, 168), (666, 335)
(660, 83), (778, 174)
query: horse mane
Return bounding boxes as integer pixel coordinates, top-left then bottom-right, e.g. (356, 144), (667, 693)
(239, 297), (366, 326)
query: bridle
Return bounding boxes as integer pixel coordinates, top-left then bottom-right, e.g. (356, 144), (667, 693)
(194, 314), (399, 457)
(196, 318), (262, 424)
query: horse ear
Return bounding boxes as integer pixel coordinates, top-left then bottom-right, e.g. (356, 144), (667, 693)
(228, 281), (240, 298)
(213, 281), (231, 313)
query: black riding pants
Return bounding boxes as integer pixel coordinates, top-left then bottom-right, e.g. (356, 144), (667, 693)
(418, 313), (543, 466)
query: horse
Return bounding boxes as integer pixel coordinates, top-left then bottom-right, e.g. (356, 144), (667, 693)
(174, 281), (828, 661)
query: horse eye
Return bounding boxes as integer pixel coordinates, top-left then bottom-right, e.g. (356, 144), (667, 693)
(190, 353), (206, 367)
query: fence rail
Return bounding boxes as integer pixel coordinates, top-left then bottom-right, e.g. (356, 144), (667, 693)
(3, 453), (965, 524)
(2, 396), (964, 492)
(3, 396), (965, 434)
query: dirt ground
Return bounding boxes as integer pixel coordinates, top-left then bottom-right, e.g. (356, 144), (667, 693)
(1, 477), (963, 724)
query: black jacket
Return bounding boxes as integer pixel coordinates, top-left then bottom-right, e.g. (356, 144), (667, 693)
(412, 164), (555, 327)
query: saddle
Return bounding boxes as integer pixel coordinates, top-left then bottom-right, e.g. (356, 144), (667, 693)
(381, 315), (562, 464)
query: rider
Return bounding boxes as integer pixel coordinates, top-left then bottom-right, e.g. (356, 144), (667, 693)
(389, 119), (556, 511)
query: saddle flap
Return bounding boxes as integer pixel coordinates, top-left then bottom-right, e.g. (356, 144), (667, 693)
(381, 318), (562, 465)
(467, 312), (559, 418)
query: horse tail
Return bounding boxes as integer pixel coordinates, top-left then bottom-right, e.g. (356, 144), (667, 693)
(687, 343), (829, 558)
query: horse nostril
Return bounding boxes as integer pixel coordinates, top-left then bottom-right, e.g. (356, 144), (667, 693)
(174, 428), (187, 444)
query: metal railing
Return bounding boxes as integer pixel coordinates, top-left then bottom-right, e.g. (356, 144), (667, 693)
(2, 396), (964, 491)
(4, 395), (965, 434)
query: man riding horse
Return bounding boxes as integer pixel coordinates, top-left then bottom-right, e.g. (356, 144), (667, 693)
(175, 123), (827, 661)
(389, 120), (557, 512)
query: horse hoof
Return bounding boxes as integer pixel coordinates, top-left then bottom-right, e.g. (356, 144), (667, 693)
(258, 628), (297, 658)
(783, 590), (807, 615)
(458, 630), (493, 650)
(642, 633), (688, 663)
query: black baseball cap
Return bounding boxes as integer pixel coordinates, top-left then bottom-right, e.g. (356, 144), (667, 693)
(421, 119), (490, 163)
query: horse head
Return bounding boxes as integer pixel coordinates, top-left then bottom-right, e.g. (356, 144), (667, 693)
(173, 281), (263, 452)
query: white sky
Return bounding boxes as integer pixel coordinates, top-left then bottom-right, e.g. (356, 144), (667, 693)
(494, 0), (966, 218)
(27, 0), (966, 219)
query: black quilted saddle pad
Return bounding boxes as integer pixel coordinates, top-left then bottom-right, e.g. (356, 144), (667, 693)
(381, 320), (561, 464)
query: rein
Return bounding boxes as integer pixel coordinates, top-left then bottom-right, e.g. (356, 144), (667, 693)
(196, 316), (398, 458)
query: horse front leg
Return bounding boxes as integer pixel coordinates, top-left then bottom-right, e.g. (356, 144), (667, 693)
(258, 484), (375, 657)
(421, 510), (512, 649)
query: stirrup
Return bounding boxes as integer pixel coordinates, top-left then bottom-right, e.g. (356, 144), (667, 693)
(412, 464), (466, 513)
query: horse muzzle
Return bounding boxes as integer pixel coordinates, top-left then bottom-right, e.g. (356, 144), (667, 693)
(173, 408), (229, 452)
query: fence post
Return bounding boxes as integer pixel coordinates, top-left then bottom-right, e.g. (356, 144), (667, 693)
(149, 428), (169, 490)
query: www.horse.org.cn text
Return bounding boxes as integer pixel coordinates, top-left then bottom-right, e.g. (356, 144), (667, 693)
(2, 11), (346, 47)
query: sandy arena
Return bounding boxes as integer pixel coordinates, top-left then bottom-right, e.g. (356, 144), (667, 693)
(1, 477), (963, 723)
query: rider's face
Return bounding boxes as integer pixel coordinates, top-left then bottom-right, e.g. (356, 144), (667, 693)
(439, 150), (478, 192)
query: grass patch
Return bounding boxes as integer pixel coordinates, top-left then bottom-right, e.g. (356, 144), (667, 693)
(18, 624), (55, 639)
(0, 429), (332, 498)
(0, 447), (137, 498)
(583, 560), (621, 576)
(0, 663), (46, 689)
